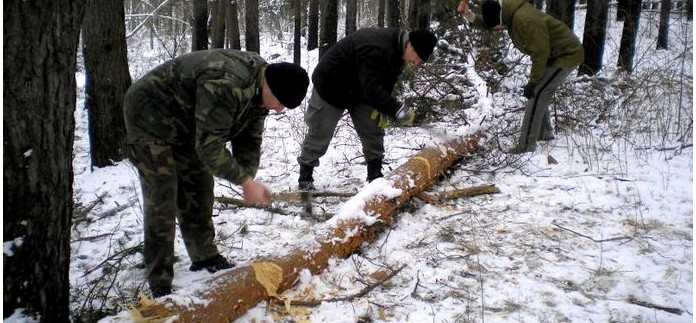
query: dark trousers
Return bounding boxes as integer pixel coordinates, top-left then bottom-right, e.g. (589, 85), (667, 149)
(297, 88), (385, 167)
(516, 65), (577, 150)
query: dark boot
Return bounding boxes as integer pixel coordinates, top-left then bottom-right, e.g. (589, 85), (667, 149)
(298, 164), (316, 191)
(189, 254), (235, 273)
(151, 286), (172, 298)
(366, 159), (383, 182)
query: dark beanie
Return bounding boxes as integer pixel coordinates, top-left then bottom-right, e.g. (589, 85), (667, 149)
(482, 0), (502, 28)
(264, 62), (309, 109)
(408, 30), (438, 62)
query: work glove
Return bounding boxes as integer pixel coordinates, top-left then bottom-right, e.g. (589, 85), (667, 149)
(523, 82), (538, 99)
(371, 109), (391, 130)
(394, 104), (415, 126)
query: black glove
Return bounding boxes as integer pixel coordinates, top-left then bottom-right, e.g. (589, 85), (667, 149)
(523, 82), (538, 99)
(394, 104), (415, 125)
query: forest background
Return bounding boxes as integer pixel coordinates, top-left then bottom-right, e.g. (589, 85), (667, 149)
(3, 0), (693, 322)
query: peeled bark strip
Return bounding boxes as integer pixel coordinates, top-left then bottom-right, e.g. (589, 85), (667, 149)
(132, 132), (484, 322)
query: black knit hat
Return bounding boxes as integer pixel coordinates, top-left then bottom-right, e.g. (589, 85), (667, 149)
(481, 0), (502, 28)
(408, 30), (438, 62)
(265, 62), (309, 109)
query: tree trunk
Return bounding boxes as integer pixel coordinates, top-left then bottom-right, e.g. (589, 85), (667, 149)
(319, 0), (338, 58)
(211, 0), (227, 48)
(416, 0), (432, 29)
(131, 132), (485, 322)
(346, 0), (358, 36)
(226, 1), (242, 49)
(546, 0), (575, 28)
(617, 0), (629, 20)
(686, 1), (692, 20)
(578, 0), (608, 76)
(3, 0), (84, 321)
(245, 0), (260, 53)
(387, 0), (402, 28)
(408, 0), (417, 28)
(192, 0), (209, 50)
(294, 0), (302, 63)
(378, 0), (386, 27)
(618, 0), (642, 73)
(408, 0), (431, 30)
(82, 0), (131, 169)
(656, 0), (671, 49)
(307, 0), (320, 51)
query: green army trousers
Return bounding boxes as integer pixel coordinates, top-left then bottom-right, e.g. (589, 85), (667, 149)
(125, 136), (221, 290)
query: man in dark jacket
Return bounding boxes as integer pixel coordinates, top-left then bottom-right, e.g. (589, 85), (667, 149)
(123, 49), (309, 297)
(458, 0), (584, 153)
(297, 28), (438, 190)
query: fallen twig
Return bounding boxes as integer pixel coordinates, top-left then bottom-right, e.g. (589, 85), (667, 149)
(272, 190), (355, 202)
(290, 264), (408, 307)
(552, 221), (634, 243)
(627, 295), (683, 315)
(215, 196), (290, 215)
(416, 184), (500, 204)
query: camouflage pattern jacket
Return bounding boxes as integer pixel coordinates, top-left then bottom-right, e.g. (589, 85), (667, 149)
(124, 49), (269, 185)
(472, 0), (584, 84)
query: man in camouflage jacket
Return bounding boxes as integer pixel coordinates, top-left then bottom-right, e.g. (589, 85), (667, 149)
(458, 0), (584, 153)
(123, 49), (308, 297)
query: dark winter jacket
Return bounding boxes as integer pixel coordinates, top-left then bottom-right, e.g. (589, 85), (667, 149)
(123, 49), (269, 185)
(312, 27), (407, 117)
(472, 0), (584, 84)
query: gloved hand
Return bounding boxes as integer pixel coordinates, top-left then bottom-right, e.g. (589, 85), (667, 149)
(523, 82), (538, 99)
(371, 109), (391, 130)
(394, 104), (415, 125)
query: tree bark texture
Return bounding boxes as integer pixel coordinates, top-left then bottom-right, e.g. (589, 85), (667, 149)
(319, 0), (338, 58)
(307, 0), (320, 51)
(3, 0), (84, 321)
(294, 0), (303, 63)
(387, 0), (402, 28)
(226, 1), (242, 50)
(546, 0), (575, 28)
(656, 0), (671, 49)
(579, 0), (609, 76)
(245, 0), (260, 53)
(378, 0), (386, 27)
(82, 0), (132, 169)
(346, 0), (358, 36)
(618, 0), (643, 73)
(211, 0), (227, 48)
(132, 132), (485, 322)
(408, 0), (431, 30)
(192, 0), (209, 50)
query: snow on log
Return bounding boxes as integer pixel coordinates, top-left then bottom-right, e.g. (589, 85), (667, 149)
(131, 132), (484, 322)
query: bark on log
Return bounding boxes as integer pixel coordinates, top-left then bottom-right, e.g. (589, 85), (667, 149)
(132, 132), (484, 322)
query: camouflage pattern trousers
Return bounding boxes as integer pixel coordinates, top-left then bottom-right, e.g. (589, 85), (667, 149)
(125, 137), (220, 289)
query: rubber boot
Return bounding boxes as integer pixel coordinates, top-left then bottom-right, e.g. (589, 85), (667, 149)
(366, 159), (383, 182)
(298, 164), (316, 191)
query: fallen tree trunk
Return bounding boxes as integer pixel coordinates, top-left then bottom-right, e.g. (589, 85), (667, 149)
(132, 132), (484, 322)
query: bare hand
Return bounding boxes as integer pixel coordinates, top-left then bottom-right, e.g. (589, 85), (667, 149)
(241, 179), (271, 205)
(457, 0), (470, 15)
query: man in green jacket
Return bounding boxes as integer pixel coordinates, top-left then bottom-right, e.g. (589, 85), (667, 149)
(458, 0), (584, 153)
(123, 49), (309, 297)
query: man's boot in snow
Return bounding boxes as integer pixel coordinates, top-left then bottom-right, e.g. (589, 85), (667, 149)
(366, 159), (383, 182)
(298, 164), (316, 191)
